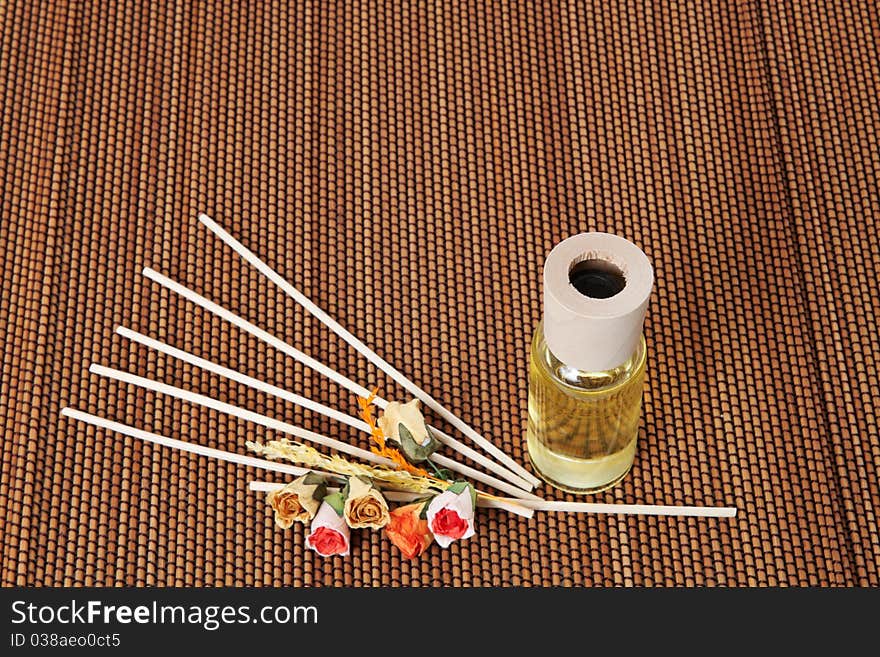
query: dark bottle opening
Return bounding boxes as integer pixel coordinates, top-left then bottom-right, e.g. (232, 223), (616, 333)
(569, 259), (626, 299)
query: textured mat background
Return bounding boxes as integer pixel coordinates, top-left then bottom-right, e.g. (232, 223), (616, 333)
(1, 0), (877, 586)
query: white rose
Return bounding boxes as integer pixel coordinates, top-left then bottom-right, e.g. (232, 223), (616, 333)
(378, 399), (431, 446)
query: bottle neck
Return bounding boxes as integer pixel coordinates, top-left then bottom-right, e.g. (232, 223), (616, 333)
(535, 320), (646, 392)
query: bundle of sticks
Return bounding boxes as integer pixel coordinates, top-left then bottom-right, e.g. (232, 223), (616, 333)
(61, 214), (737, 521)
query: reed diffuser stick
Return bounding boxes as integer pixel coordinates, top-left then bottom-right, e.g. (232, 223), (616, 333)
(140, 267), (533, 492)
(511, 499), (738, 518)
(61, 409), (732, 519)
(114, 326), (540, 501)
(248, 481), (535, 516)
(60, 409), (534, 518)
(197, 213), (542, 489)
(60, 408), (322, 478)
(88, 364), (394, 467)
(250, 480), (736, 518)
(249, 480), (423, 502)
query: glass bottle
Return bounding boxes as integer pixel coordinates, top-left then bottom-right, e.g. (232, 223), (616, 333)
(526, 233), (653, 493)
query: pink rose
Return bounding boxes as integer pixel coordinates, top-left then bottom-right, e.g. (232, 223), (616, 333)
(426, 484), (476, 548)
(306, 500), (350, 557)
(308, 527), (348, 556)
(431, 508), (469, 540)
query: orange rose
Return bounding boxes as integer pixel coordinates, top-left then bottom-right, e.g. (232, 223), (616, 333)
(385, 503), (433, 559)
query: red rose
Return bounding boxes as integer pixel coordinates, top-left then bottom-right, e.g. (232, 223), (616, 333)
(307, 526), (348, 557)
(385, 503), (433, 559)
(431, 508), (468, 540)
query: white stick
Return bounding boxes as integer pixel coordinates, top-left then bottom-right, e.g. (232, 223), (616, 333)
(60, 408), (329, 479)
(471, 497), (534, 518)
(60, 409), (534, 518)
(507, 499), (737, 518)
(142, 267), (372, 397)
(116, 326), (540, 501)
(428, 453), (541, 500)
(141, 267), (534, 492)
(65, 408), (732, 519)
(417, 426), (529, 489)
(64, 409), (719, 519)
(248, 482), (737, 518)
(89, 364), (395, 468)
(249, 481), (422, 503)
(116, 327), (371, 433)
(198, 213), (542, 489)
(247, 481), (535, 518)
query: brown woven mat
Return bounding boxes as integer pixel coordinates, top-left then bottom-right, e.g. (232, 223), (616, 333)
(1, 0), (877, 587)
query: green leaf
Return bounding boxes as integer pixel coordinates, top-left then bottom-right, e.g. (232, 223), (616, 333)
(302, 472), (326, 486)
(447, 480), (469, 495)
(396, 423), (440, 463)
(418, 498), (432, 520)
(445, 480), (476, 507)
(340, 479), (351, 499)
(313, 482), (328, 503)
(323, 491), (345, 516)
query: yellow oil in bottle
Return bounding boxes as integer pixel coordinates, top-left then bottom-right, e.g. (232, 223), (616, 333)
(527, 320), (646, 493)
